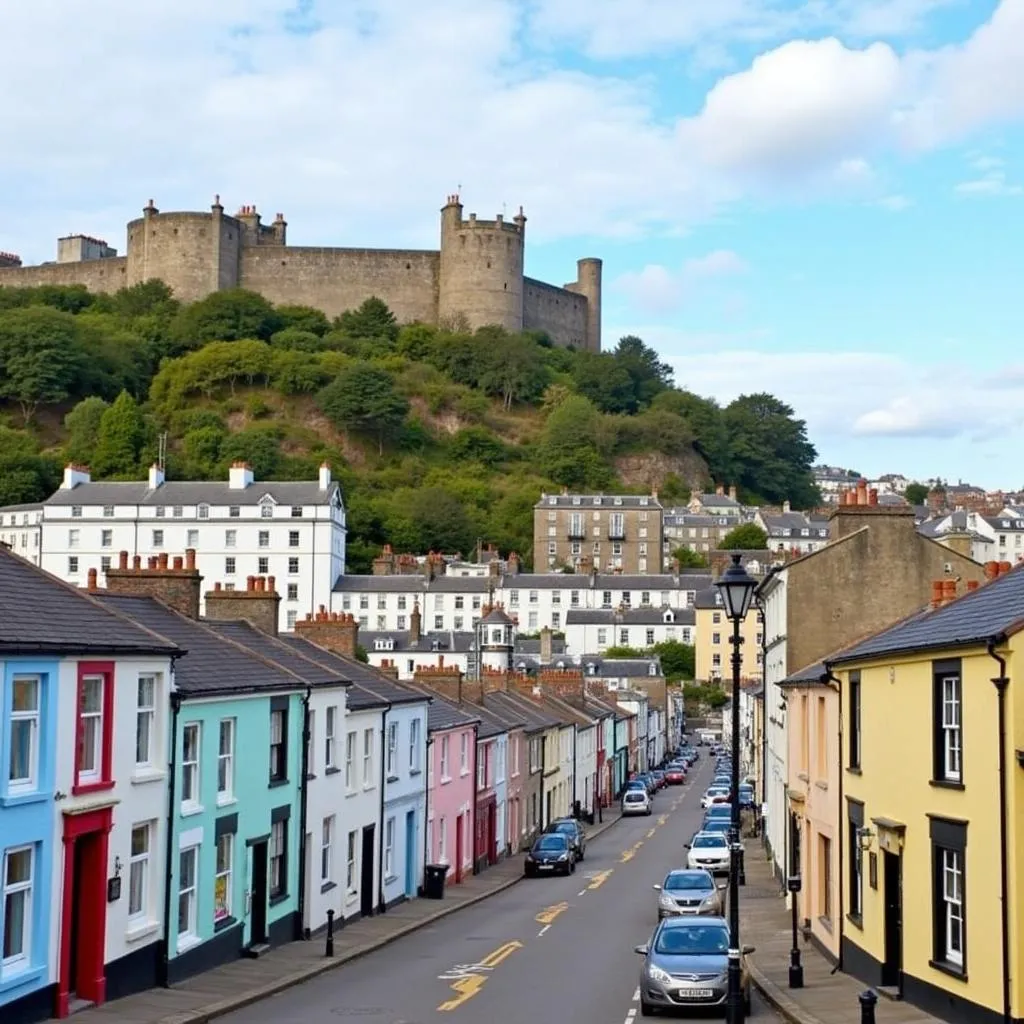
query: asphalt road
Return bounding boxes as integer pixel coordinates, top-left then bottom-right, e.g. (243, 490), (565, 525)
(222, 756), (779, 1023)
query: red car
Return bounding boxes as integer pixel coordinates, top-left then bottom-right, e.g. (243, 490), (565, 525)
(664, 768), (686, 785)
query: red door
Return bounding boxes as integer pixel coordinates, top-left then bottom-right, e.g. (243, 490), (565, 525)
(487, 804), (498, 864)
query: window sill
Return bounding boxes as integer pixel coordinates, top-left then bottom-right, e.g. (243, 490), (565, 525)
(177, 934), (202, 954)
(440, 776), (452, 784)
(346, 789), (360, 798)
(345, 889), (359, 904)
(73, 780), (115, 797)
(814, 780), (828, 791)
(131, 768), (166, 786)
(269, 778), (289, 789)
(125, 920), (160, 944)
(929, 779), (965, 791)
(216, 796), (237, 809)
(410, 768), (422, 777)
(214, 915), (236, 934)
(181, 803), (205, 818)
(0, 790), (49, 808)
(269, 892), (289, 907)
(0, 963), (45, 995)
(846, 767), (862, 776)
(386, 774), (399, 784)
(362, 784), (375, 792)
(846, 913), (863, 930)
(929, 959), (967, 982)
(385, 873), (398, 884)
(325, 766), (341, 776)
(320, 881), (337, 895)
(817, 916), (833, 934)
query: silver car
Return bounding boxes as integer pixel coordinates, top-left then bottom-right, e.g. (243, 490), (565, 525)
(686, 832), (731, 875)
(653, 869), (724, 919)
(635, 916), (754, 1015)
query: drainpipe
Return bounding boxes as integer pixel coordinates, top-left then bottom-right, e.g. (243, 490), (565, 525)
(160, 690), (182, 987)
(824, 668), (844, 971)
(377, 704), (392, 914)
(539, 734), (547, 831)
(423, 735), (433, 881)
(571, 725), (578, 817)
(471, 723), (480, 875)
(986, 638), (1012, 1024)
(296, 687), (312, 940)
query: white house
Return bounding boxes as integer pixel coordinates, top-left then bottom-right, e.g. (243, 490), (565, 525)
(0, 504), (42, 563)
(3, 461), (346, 633)
(615, 690), (650, 773)
(563, 606), (694, 654)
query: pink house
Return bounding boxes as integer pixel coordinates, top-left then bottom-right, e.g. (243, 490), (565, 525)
(423, 696), (479, 885)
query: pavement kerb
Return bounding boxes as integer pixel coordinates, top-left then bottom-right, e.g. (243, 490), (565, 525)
(154, 811), (625, 1024)
(747, 961), (821, 1024)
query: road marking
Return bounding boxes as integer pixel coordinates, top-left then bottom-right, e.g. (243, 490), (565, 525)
(646, 827), (656, 838)
(538, 924), (550, 937)
(658, 814), (668, 825)
(586, 869), (613, 890)
(436, 941), (523, 1011)
(577, 888), (587, 896)
(632, 988), (640, 1000)
(535, 901), (569, 925)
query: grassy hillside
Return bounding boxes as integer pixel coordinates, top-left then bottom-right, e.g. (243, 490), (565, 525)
(0, 282), (820, 571)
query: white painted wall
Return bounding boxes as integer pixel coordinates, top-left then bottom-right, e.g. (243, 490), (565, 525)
(762, 569), (789, 880)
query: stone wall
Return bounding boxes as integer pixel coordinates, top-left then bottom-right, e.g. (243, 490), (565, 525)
(0, 255), (128, 293)
(523, 277), (589, 349)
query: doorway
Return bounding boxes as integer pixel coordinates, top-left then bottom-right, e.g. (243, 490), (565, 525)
(249, 842), (268, 945)
(487, 804), (497, 865)
(455, 814), (464, 883)
(360, 825), (375, 917)
(404, 810), (416, 896)
(882, 850), (903, 988)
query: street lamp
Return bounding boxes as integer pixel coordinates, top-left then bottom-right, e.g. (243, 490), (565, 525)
(715, 553), (758, 1024)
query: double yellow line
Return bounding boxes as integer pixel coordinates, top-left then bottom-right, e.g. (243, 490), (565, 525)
(437, 941), (523, 1011)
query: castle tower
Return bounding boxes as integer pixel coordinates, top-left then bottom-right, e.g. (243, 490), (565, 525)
(575, 257), (602, 352)
(438, 194), (525, 333)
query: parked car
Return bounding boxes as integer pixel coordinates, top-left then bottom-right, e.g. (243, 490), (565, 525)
(701, 785), (729, 808)
(653, 869), (724, 919)
(626, 778), (647, 795)
(639, 773), (657, 795)
(686, 832), (731, 874)
(703, 803), (733, 826)
(524, 832), (575, 876)
(634, 916), (754, 1015)
(622, 788), (653, 816)
(738, 784), (756, 809)
(664, 766), (687, 785)
(544, 817), (587, 861)
(651, 770), (666, 789)
(697, 820), (731, 840)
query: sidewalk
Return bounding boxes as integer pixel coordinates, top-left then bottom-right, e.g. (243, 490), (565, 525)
(740, 842), (941, 1024)
(75, 809), (623, 1024)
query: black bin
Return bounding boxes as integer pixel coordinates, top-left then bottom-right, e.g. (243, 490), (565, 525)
(423, 863), (449, 899)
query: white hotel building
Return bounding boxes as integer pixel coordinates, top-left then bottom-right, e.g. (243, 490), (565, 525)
(0, 461), (346, 632)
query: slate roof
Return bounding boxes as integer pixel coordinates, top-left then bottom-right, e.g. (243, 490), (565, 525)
(487, 690), (560, 730)
(779, 660), (828, 686)
(565, 607), (695, 626)
(45, 480), (341, 508)
(578, 657), (662, 678)
(95, 594), (298, 694)
(515, 635), (568, 657)
(760, 512), (829, 538)
(403, 688), (480, 733)
(332, 572), (708, 593)
(829, 565), (1024, 665)
(482, 607), (514, 625)
(363, 630), (477, 654)
(535, 493), (662, 509)
(0, 546), (180, 656)
(473, 700), (521, 738)
(205, 622), (350, 688)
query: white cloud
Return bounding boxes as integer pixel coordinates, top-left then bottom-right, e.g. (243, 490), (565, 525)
(612, 250), (747, 314)
(954, 172), (1023, 196)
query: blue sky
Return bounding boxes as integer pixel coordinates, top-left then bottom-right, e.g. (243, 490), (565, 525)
(1, 0), (1022, 487)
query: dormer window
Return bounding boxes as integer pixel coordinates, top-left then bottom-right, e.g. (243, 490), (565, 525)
(648, 663), (657, 676)
(572, 497), (581, 506)
(640, 497), (649, 506)
(663, 611), (675, 623)
(548, 496), (556, 505)
(613, 497), (622, 506)
(374, 638), (395, 651)
(431, 639), (441, 651)
(198, 503), (210, 520)
(593, 497), (601, 505)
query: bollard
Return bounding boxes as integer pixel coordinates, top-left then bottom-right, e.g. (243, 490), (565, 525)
(859, 989), (878, 1024)
(325, 908), (335, 957)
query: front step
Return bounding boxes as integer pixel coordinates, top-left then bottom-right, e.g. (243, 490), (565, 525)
(244, 943), (271, 959)
(877, 985), (902, 1001)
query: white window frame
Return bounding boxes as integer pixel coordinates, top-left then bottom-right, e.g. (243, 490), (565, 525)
(321, 816), (335, 884)
(386, 720), (398, 778)
(409, 718), (420, 772)
(345, 731), (356, 790)
(2, 845), (33, 973)
(440, 736), (450, 780)
(177, 846), (198, 950)
(941, 675), (962, 782)
(941, 847), (964, 967)
(346, 831), (357, 892)
(460, 734), (468, 774)
(217, 719), (234, 804)
(325, 707), (337, 769)
(77, 675), (104, 782)
(135, 675), (156, 770)
(128, 823), (151, 922)
(215, 833), (233, 924)
(270, 820), (286, 898)
(385, 817), (395, 879)
(438, 818), (447, 863)
(8, 676), (40, 793)
(362, 728), (374, 787)
(181, 723), (201, 810)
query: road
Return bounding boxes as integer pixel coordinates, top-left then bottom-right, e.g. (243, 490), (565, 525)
(222, 756), (780, 1023)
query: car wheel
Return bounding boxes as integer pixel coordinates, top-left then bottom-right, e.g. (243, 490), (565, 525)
(571, 859), (576, 873)
(646, 807), (653, 815)
(640, 999), (657, 1017)
(577, 849), (584, 861)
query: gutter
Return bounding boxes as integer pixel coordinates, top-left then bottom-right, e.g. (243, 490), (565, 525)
(986, 638), (1012, 1024)
(571, 723), (577, 816)
(296, 686), (312, 940)
(160, 689), (182, 987)
(823, 668), (844, 972)
(377, 703), (392, 914)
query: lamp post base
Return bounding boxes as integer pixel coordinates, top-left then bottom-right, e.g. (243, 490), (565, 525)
(738, 846), (746, 886)
(789, 950), (804, 989)
(726, 952), (746, 1024)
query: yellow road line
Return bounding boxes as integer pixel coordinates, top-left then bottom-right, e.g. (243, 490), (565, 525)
(535, 902), (569, 925)
(587, 869), (613, 889)
(647, 827), (657, 838)
(480, 940), (523, 968)
(658, 814), (668, 825)
(620, 840), (643, 862)
(436, 941), (523, 1011)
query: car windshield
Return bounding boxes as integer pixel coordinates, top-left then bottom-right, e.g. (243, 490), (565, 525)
(550, 822), (575, 834)
(708, 787), (728, 795)
(707, 806), (731, 816)
(534, 835), (567, 851)
(665, 873), (712, 892)
(703, 822), (730, 833)
(693, 835), (727, 848)
(655, 924), (730, 955)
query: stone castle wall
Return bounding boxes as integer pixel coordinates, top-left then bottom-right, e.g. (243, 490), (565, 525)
(0, 196), (602, 349)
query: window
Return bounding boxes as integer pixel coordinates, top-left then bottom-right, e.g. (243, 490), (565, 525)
(386, 720), (398, 778)
(225, 557), (236, 575)
(477, 746), (486, 788)
(438, 818), (447, 862)
(848, 671), (861, 769)
(818, 834), (832, 922)
(2, 846), (33, 970)
(440, 736), (450, 779)
(288, 557), (299, 574)
(217, 719), (235, 802)
(102, 504), (114, 517)
(68, 529), (80, 548)
(847, 803), (864, 922)
(409, 718), (420, 771)
(101, 529), (112, 548)
(225, 529), (236, 548)
(931, 818), (967, 972)
(181, 723), (201, 808)
(321, 816), (335, 883)
(186, 529), (199, 547)
(68, 556), (79, 575)
(362, 727), (374, 785)
(7, 677), (40, 792)
(229, 506), (240, 518)
(270, 819), (286, 898)
(152, 529), (164, 548)
(345, 731), (356, 789)
(460, 733), (468, 773)
(933, 662), (962, 783)
(287, 583), (298, 601)
(155, 506), (166, 518)
(258, 557), (269, 574)
(270, 705), (288, 783)
(325, 706), (337, 769)
(286, 610), (297, 629)
(135, 675), (156, 769)
(76, 672), (109, 787)
(290, 506), (303, 518)
(385, 817), (396, 878)
(214, 834), (233, 923)
(128, 823), (151, 921)
(346, 831), (357, 891)
(71, 506), (82, 518)
(289, 530), (300, 547)
(261, 504), (273, 519)
(177, 847), (198, 946)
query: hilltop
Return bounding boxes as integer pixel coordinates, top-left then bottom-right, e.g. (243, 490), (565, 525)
(0, 281), (819, 571)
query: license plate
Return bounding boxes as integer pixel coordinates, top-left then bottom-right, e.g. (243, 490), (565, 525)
(678, 989), (715, 999)
(538, 864), (553, 870)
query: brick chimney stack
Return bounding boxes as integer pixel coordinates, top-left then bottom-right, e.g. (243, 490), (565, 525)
(295, 607), (359, 659)
(410, 599), (422, 644)
(204, 575), (282, 636)
(537, 666), (584, 700)
(413, 662), (464, 703)
(104, 548), (202, 618)
(539, 626), (553, 665)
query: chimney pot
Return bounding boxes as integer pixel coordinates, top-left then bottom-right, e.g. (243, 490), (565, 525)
(147, 557), (157, 569)
(132, 555), (142, 570)
(87, 568), (97, 590)
(185, 548), (196, 570)
(119, 551), (129, 570)
(246, 575), (255, 592)
(1000, 561), (1013, 576)
(869, 488), (878, 506)
(173, 555), (183, 570)
(268, 575), (276, 592)
(439, 654), (444, 667)
(158, 552), (169, 570)
(966, 580), (979, 591)
(214, 582), (222, 591)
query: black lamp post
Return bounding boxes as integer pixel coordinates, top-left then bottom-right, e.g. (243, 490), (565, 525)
(715, 554), (758, 1024)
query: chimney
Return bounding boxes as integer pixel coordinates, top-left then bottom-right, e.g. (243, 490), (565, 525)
(480, 667), (514, 695)
(204, 575), (282, 636)
(868, 488), (878, 506)
(782, 500), (791, 514)
(372, 545), (396, 576)
(716, 484), (725, 496)
(148, 463), (165, 490)
(318, 461), (332, 490)
(942, 530), (973, 560)
(942, 578), (958, 606)
(985, 560), (1000, 580)
(86, 568), (98, 591)
(413, 664), (464, 703)
(410, 599), (422, 644)
(999, 561), (1013, 576)
(228, 461), (254, 490)
(856, 479), (868, 506)
(966, 580), (980, 592)
(507, 551), (521, 575)
(728, 485), (737, 502)
(62, 463), (91, 490)
(930, 580), (944, 610)
(537, 666), (584, 701)
(539, 626), (553, 665)
(295, 607), (360, 659)
(105, 548), (202, 618)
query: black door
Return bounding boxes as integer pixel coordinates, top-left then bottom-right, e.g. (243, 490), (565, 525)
(882, 850), (902, 987)
(361, 825), (375, 917)
(250, 842), (268, 945)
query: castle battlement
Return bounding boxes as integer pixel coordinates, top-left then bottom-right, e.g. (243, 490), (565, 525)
(0, 195), (602, 351)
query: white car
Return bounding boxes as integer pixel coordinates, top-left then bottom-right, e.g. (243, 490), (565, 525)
(686, 832), (731, 875)
(622, 789), (653, 816)
(701, 786), (729, 809)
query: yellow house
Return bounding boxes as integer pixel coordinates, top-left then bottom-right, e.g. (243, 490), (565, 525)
(825, 566), (1021, 1024)
(694, 586), (763, 684)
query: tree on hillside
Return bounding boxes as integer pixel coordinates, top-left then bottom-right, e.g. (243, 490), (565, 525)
(169, 288), (283, 352)
(0, 428), (62, 505)
(719, 523), (768, 550)
(904, 482), (928, 505)
(479, 331), (550, 409)
(672, 547), (708, 568)
(538, 394), (611, 489)
(64, 397), (110, 465)
(220, 426), (282, 478)
(275, 304), (330, 336)
(92, 391), (148, 478)
(572, 351), (637, 413)
(97, 280), (179, 319)
(614, 335), (673, 405)
(317, 363), (409, 454)
(652, 640), (696, 681)
(335, 297), (399, 343)
(269, 327), (325, 352)
(651, 389), (731, 479)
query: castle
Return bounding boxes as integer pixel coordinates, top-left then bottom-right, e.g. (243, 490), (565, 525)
(0, 195), (602, 350)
